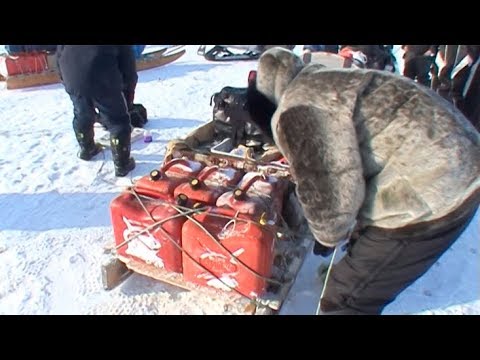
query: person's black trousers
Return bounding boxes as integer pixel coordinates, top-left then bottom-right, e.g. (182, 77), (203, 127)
(69, 91), (131, 139)
(321, 206), (478, 315)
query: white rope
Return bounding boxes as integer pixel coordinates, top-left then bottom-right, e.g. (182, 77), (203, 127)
(315, 246), (338, 315)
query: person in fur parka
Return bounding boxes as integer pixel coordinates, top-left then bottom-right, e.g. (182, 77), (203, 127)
(223, 47), (480, 315)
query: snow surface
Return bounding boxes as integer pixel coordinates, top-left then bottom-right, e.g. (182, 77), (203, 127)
(0, 45), (478, 315)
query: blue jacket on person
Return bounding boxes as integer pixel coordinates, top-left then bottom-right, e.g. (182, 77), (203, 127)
(132, 45), (146, 58)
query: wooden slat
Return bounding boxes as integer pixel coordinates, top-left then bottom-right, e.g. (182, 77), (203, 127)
(6, 70), (61, 90)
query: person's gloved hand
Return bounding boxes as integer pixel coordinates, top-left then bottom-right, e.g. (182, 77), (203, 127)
(313, 242), (335, 257)
(123, 83), (136, 111)
(313, 221), (358, 257)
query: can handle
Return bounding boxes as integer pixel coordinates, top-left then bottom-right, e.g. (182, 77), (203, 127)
(161, 158), (201, 177)
(238, 173), (266, 192)
(197, 165), (220, 182)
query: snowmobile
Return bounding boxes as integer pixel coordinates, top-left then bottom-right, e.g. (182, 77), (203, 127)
(197, 45), (296, 62)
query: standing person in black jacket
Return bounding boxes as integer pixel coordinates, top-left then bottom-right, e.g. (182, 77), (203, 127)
(56, 45), (137, 177)
(433, 45), (480, 131)
(436, 45), (467, 97)
(446, 45), (480, 131)
(402, 45), (438, 87)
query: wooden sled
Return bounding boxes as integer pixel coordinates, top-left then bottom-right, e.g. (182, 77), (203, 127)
(103, 187), (313, 315)
(136, 47), (186, 72)
(102, 120), (315, 315)
(2, 46), (186, 90)
(116, 228), (312, 315)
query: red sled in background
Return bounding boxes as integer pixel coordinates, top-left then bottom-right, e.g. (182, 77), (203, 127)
(0, 53), (48, 78)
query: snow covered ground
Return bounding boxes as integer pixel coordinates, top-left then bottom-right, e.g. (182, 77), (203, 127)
(0, 45), (478, 315)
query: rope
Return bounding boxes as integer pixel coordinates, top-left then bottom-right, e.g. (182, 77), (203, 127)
(169, 203), (283, 286)
(114, 207), (203, 250)
(125, 188), (267, 306)
(107, 158), (296, 308)
(315, 246), (338, 315)
(128, 188), (283, 286)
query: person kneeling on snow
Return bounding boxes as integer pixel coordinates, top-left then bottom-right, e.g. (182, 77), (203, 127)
(56, 45), (137, 177)
(222, 47), (480, 315)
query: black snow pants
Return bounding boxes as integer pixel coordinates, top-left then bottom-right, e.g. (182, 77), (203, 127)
(69, 91), (131, 140)
(320, 205), (478, 315)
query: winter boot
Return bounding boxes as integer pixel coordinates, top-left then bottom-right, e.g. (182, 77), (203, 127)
(74, 128), (103, 161)
(110, 132), (136, 177)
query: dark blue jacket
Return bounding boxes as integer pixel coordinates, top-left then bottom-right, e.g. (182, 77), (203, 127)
(56, 45), (138, 97)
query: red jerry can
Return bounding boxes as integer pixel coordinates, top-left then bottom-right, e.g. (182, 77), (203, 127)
(134, 158), (204, 199)
(216, 172), (289, 223)
(182, 206), (276, 299)
(173, 165), (243, 206)
(110, 192), (191, 273)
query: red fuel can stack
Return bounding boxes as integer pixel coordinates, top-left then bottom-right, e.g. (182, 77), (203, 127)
(216, 172), (289, 224)
(181, 206), (275, 299)
(110, 192), (190, 273)
(173, 165), (243, 206)
(134, 158), (204, 199)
